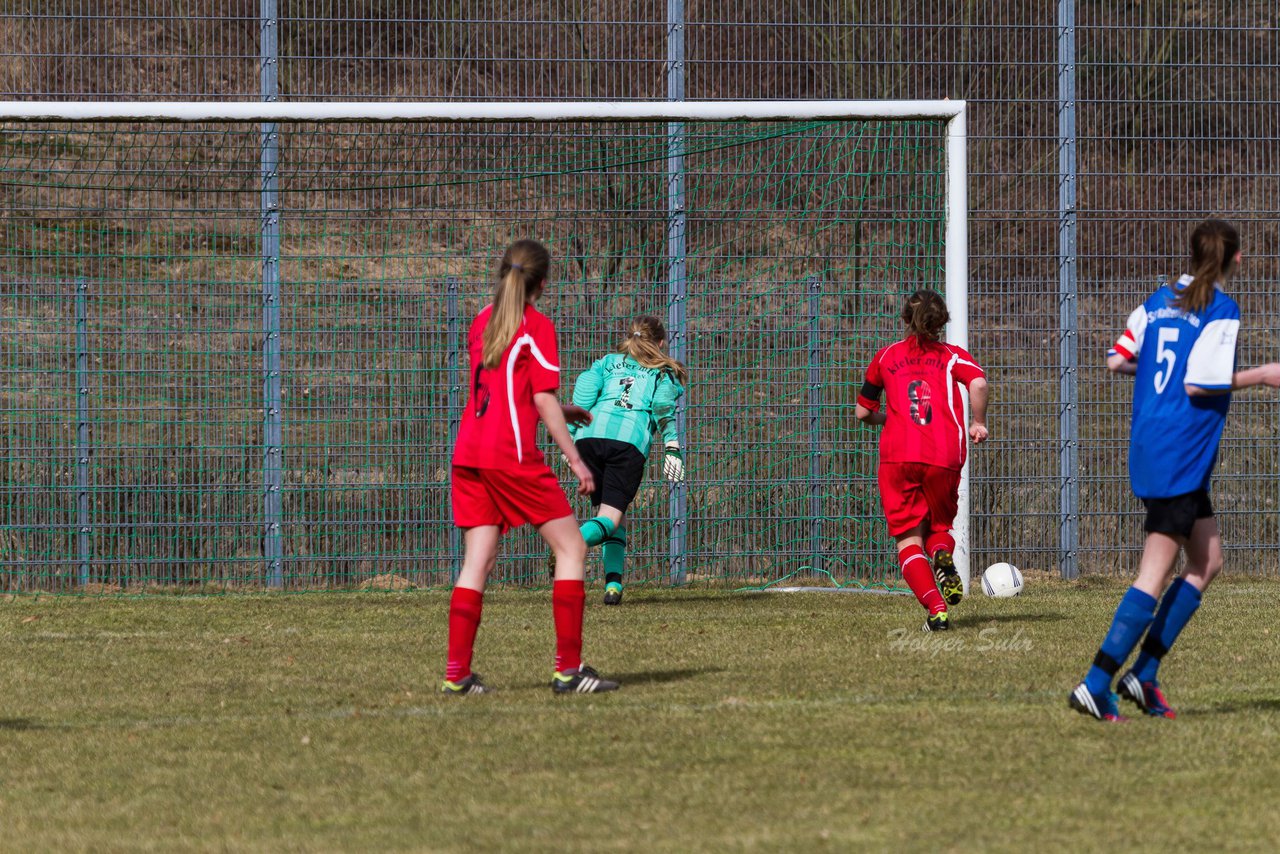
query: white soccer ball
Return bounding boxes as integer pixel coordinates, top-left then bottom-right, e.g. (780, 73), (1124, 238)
(981, 562), (1024, 598)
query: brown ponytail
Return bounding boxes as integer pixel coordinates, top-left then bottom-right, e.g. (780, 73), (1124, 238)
(481, 239), (550, 369)
(1180, 219), (1239, 313)
(619, 315), (688, 384)
(900, 289), (949, 342)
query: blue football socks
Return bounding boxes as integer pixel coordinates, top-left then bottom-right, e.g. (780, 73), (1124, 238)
(1084, 586), (1157, 695)
(1133, 577), (1202, 683)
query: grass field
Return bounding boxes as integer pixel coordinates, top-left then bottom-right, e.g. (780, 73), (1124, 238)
(2, 575), (1279, 852)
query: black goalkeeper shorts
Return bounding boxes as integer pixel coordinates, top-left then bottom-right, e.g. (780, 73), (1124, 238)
(576, 437), (647, 511)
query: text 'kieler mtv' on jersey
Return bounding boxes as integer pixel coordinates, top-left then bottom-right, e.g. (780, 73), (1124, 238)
(569, 353), (683, 458)
(857, 337), (986, 471)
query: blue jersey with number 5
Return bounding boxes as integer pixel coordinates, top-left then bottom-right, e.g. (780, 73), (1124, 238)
(1109, 275), (1239, 499)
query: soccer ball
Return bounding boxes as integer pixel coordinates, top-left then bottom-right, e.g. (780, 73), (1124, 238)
(981, 562), (1024, 598)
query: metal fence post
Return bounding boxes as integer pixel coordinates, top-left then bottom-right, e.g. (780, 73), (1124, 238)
(260, 0), (284, 588)
(666, 0), (688, 586)
(807, 277), (823, 573)
(1057, 0), (1080, 580)
(75, 278), (91, 588)
(445, 277), (462, 583)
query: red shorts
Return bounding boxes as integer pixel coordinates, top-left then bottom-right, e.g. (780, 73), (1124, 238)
(451, 464), (572, 533)
(877, 462), (960, 537)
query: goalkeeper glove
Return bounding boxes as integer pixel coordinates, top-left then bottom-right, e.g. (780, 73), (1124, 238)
(663, 442), (685, 483)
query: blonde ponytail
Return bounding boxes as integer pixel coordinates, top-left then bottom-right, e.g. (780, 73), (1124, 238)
(481, 239), (550, 369)
(619, 315), (688, 384)
(1181, 219), (1239, 314)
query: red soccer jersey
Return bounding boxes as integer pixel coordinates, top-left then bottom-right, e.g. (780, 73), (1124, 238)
(857, 336), (985, 470)
(453, 303), (561, 469)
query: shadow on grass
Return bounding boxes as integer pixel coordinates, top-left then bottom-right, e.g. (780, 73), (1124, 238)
(508, 667), (723, 691)
(1183, 698), (1280, 717)
(953, 611), (1070, 628)
(610, 666), (726, 686)
(0, 717), (47, 731)
(618, 591), (776, 605)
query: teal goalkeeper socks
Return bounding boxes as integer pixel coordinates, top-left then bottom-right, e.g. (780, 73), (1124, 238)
(602, 532), (627, 587)
(580, 516), (616, 547)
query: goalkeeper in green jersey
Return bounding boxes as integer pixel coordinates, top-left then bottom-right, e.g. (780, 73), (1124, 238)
(567, 315), (687, 605)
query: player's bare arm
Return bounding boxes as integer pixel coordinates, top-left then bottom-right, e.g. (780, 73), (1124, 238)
(561, 403), (592, 425)
(1186, 361), (1280, 397)
(1239, 362), (1280, 389)
(535, 391), (595, 495)
(967, 376), (989, 443)
(855, 402), (886, 426)
(1107, 352), (1138, 375)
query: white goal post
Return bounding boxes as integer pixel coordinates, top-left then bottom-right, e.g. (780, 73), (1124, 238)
(0, 99), (969, 591)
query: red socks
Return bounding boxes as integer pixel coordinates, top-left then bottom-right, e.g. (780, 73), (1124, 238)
(445, 586), (484, 682)
(899, 544), (946, 615)
(925, 532), (955, 559)
(448, 581), (587, 681)
(552, 579), (586, 673)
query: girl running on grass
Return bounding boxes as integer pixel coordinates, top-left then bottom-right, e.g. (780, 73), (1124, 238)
(1070, 219), (1280, 722)
(567, 315), (687, 605)
(443, 238), (620, 696)
(854, 289), (989, 632)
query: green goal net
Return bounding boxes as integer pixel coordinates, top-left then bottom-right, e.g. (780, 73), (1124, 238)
(0, 102), (965, 593)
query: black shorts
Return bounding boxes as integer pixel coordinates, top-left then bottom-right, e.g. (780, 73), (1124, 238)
(1142, 489), (1214, 540)
(576, 437), (647, 511)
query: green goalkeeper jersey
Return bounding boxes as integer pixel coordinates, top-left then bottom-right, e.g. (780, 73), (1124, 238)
(568, 354), (684, 457)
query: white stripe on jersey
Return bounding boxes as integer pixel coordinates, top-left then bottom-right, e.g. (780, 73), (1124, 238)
(505, 332), (561, 463)
(1122, 304), (1150, 358)
(943, 352), (966, 457)
(1184, 317), (1238, 388)
(1113, 329), (1138, 359)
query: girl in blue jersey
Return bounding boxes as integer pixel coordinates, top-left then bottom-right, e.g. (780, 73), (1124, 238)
(1070, 219), (1280, 722)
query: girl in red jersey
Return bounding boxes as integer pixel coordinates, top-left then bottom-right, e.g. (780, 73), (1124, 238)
(855, 289), (990, 631)
(443, 238), (620, 696)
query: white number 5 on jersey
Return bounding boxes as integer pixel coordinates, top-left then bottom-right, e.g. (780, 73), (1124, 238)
(1154, 327), (1179, 394)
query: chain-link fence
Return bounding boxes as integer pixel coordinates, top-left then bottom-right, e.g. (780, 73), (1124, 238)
(2, 1), (1279, 586)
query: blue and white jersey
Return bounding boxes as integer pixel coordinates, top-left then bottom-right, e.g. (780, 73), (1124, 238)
(1109, 275), (1239, 499)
